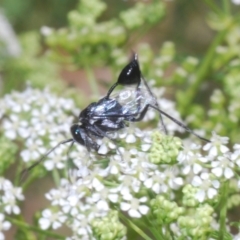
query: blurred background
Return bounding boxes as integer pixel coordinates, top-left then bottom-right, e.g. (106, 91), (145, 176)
(0, 0), (214, 95)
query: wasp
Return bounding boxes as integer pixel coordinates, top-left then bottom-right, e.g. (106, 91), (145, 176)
(24, 54), (209, 173)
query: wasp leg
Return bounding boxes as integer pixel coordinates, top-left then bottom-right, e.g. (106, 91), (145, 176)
(141, 76), (167, 134)
(131, 104), (210, 142)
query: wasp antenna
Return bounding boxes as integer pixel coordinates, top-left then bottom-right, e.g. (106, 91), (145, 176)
(66, 140), (75, 183)
(20, 138), (74, 182)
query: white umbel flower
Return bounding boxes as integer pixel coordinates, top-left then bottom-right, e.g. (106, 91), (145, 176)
(211, 153), (236, 179)
(120, 193), (149, 218)
(192, 172), (220, 202)
(0, 213), (11, 240)
(203, 132), (229, 156)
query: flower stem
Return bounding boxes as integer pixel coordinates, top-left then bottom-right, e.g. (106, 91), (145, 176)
(181, 28), (228, 114)
(6, 216), (65, 239)
(84, 65), (99, 98)
(222, 0), (230, 15)
(219, 180), (229, 240)
(119, 213), (154, 240)
(203, 0), (224, 15)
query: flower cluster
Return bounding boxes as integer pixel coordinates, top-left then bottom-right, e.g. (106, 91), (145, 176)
(0, 178), (24, 239)
(2, 86), (240, 239)
(0, 86), (76, 173)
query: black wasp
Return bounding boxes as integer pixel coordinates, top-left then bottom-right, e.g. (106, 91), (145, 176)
(24, 54), (209, 173)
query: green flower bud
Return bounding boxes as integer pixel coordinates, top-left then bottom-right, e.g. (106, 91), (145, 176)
(182, 184), (198, 207)
(91, 211), (127, 240)
(149, 131), (182, 164)
(178, 204), (213, 238)
(150, 195), (184, 225)
(182, 56), (199, 73)
(0, 136), (18, 174)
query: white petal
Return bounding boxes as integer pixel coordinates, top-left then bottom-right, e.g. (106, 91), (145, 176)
(108, 193), (118, 203)
(209, 147), (218, 156)
(120, 202), (130, 211)
(39, 218), (51, 230)
(220, 145), (229, 153)
(182, 165), (190, 175)
(68, 195), (78, 206)
(139, 196), (147, 203)
(13, 206), (20, 214)
(44, 161), (54, 171)
(152, 183), (160, 194)
(139, 205), (149, 215)
(212, 180), (220, 188)
(110, 165), (119, 175)
(193, 163), (202, 174)
(211, 161), (219, 168)
(203, 143), (211, 151)
(97, 200), (109, 211)
(211, 167), (222, 177)
(174, 177), (183, 185)
(141, 144), (151, 151)
(0, 232), (5, 240)
(52, 221), (61, 229)
(5, 130), (16, 139)
(122, 193), (133, 201)
(200, 172), (209, 180)
(126, 134), (136, 143)
(195, 190), (205, 202)
(92, 178), (104, 191)
(144, 178), (153, 188)
(224, 168), (234, 179)
(2, 221), (11, 231)
(98, 144), (108, 155)
(208, 188), (217, 199)
(192, 176), (202, 187)
(129, 209), (141, 218)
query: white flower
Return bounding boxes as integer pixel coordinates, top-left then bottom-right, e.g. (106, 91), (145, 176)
(98, 157), (122, 176)
(39, 209), (66, 230)
(144, 170), (168, 194)
(91, 187), (119, 204)
(44, 147), (67, 171)
(157, 98), (184, 134)
(203, 132), (229, 156)
(0, 213), (11, 240)
(4, 186), (24, 201)
(2, 115), (28, 140)
(0, 12), (21, 57)
(233, 143), (240, 157)
(232, 0), (240, 4)
(120, 194), (149, 218)
(0, 178), (12, 191)
(45, 188), (67, 206)
(192, 172), (220, 202)
(41, 26), (53, 36)
(70, 214), (93, 237)
(2, 195), (21, 215)
(211, 153), (235, 179)
(119, 124), (144, 143)
(164, 167), (183, 189)
(177, 141), (203, 175)
(20, 138), (46, 162)
(118, 175), (141, 194)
